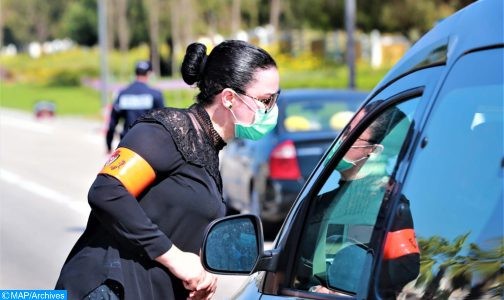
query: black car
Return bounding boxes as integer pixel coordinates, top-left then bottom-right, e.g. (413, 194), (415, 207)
(203, 0), (503, 299)
(220, 89), (367, 234)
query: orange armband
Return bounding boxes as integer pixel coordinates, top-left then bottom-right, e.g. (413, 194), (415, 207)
(99, 147), (156, 197)
(383, 229), (419, 260)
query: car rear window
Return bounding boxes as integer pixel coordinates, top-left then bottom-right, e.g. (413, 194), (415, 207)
(283, 99), (356, 133)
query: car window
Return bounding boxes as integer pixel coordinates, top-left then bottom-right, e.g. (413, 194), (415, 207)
(284, 99), (355, 132)
(389, 48), (503, 299)
(291, 97), (420, 295)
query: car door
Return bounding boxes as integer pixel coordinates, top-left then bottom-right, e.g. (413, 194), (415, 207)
(256, 64), (446, 299)
(380, 46), (503, 300)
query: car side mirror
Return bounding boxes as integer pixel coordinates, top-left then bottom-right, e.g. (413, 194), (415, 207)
(201, 214), (264, 274)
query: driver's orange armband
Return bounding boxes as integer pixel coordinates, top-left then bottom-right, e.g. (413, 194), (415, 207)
(99, 147), (156, 197)
(383, 228), (419, 260)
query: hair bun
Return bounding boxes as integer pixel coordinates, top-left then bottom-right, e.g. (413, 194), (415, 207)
(181, 43), (207, 85)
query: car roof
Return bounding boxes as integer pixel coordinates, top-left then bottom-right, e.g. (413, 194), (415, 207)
(370, 0), (503, 97)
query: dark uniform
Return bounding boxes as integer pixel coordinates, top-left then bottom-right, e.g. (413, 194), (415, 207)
(56, 104), (227, 299)
(106, 62), (165, 152)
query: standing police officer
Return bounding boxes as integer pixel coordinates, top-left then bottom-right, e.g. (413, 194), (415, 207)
(106, 61), (165, 153)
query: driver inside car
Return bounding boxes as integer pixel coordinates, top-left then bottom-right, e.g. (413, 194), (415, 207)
(304, 104), (420, 296)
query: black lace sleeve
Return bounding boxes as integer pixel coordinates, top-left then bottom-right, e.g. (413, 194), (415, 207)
(136, 105), (225, 193)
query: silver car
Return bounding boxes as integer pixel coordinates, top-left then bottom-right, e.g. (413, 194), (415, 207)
(203, 0), (503, 299)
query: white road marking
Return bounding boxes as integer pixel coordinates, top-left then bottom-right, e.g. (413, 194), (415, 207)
(0, 168), (89, 216)
(83, 133), (104, 145)
(0, 116), (54, 134)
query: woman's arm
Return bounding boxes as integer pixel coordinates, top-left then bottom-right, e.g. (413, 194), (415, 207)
(90, 122), (217, 297)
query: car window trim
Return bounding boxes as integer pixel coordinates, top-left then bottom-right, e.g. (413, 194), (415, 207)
(368, 60), (445, 102)
(462, 43), (504, 55)
(279, 87), (426, 251)
(275, 87), (425, 297)
(281, 287), (355, 299)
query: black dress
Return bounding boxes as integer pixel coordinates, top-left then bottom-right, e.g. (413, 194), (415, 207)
(55, 104), (227, 299)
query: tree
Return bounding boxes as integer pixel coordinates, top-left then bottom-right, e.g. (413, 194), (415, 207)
(414, 234), (503, 299)
(356, 0), (387, 32)
(282, 0), (345, 30)
(2, 0), (38, 46)
(231, 0), (242, 35)
(116, 0), (130, 53)
(62, 0), (98, 46)
(107, 0), (115, 50)
(0, 0), (4, 48)
(128, 0), (149, 48)
(269, 0), (281, 36)
(380, 0), (437, 38)
(241, 0), (259, 30)
(147, 0), (161, 76)
(170, 0), (182, 77)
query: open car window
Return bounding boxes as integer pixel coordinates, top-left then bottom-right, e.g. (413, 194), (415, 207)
(291, 98), (420, 296)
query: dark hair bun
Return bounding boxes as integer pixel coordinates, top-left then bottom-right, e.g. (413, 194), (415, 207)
(181, 43), (207, 85)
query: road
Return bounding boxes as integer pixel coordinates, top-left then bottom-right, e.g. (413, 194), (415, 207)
(0, 108), (254, 299)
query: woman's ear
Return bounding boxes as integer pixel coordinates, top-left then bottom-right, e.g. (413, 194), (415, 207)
(220, 88), (235, 109)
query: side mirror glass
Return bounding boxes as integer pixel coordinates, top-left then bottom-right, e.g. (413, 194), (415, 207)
(202, 214), (263, 274)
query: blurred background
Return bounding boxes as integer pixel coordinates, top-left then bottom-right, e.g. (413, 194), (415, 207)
(0, 0), (476, 115)
(0, 0), (476, 298)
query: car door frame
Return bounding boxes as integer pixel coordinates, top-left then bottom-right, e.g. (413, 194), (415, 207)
(255, 64), (449, 299)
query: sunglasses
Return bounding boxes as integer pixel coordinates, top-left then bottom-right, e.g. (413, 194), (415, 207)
(350, 143), (384, 156)
(237, 90), (281, 114)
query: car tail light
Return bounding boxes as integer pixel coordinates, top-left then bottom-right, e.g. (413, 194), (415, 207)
(269, 140), (302, 180)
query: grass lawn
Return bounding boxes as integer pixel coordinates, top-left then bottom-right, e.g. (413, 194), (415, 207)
(0, 83), (103, 118)
(0, 48), (391, 118)
(0, 82), (200, 118)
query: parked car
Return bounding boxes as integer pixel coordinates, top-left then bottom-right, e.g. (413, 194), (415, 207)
(204, 0), (503, 299)
(220, 89), (368, 235)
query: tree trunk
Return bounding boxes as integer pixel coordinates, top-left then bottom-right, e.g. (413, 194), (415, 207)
(269, 0), (281, 40)
(148, 0), (161, 77)
(107, 0), (115, 49)
(231, 0), (241, 36)
(0, 2), (3, 49)
(170, 0), (181, 77)
(170, 0), (194, 77)
(116, 0), (129, 79)
(34, 4), (49, 43)
(116, 0), (129, 53)
(180, 0), (194, 49)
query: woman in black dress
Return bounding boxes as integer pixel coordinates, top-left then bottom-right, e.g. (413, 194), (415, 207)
(55, 40), (280, 300)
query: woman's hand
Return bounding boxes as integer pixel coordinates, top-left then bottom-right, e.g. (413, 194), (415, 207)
(155, 246), (217, 299)
(187, 271), (217, 300)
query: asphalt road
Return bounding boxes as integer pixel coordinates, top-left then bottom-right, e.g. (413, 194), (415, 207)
(0, 108), (253, 298)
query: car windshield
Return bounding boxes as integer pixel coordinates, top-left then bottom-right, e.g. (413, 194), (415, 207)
(282, 97), (358, 133)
